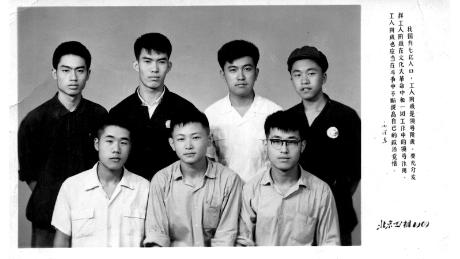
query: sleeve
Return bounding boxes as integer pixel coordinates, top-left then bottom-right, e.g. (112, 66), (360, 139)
(143, 174), (171, 247)
(17, 116), (39, 183)
(51, 181), (72, 236)
(316, 185), (341, 246)
(210, 174), (243, 246)
(235, 184), (257, 246)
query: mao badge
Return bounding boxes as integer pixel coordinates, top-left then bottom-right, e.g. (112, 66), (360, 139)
(327, 126), (339, 139)
(165, 119), (171, 129)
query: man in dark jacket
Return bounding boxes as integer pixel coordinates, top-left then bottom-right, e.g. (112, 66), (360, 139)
(18, 41), (108, 247)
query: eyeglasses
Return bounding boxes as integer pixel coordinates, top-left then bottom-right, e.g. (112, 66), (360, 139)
(268, 138), (302, 150)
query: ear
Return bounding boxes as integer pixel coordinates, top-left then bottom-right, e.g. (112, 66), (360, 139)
(167, 61), (172, 73)
(254, 67), (259, 81)
(94, 138), (100, 152)
(300, 140), (307, 153)
(322, 72), (327, 84)
(86, 69), (91, 81)
(133, 60), (139, 72)
(168, 137), (176, 152)
(52, 68), (57, 80)
(219, 69), (225, 79)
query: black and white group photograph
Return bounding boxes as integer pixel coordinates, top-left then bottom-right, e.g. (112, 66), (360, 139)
(4, 0), (458, 258)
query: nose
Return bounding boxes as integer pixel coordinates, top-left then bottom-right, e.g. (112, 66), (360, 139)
(151, 62), (159, 72)
(279, 142), (289, 153)
(301, 74), (310, 84)
(112, 142), (121, 153)
(237, 69), (245, 80)
(185, 139), (193, 150)
(69, 70), (77, 80)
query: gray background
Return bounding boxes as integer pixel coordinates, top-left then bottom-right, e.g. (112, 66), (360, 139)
(16, 6), (361, 246)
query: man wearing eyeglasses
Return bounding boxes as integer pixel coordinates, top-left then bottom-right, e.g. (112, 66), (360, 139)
(236, 110), (340, 246)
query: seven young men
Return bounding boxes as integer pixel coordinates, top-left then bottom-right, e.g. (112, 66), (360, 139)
(52, 119), (149, 247)
(18, 41), (108, 247)
(285, 45), (361, 245)
(144, 111), (242, 246)
(19, 38), (360, 247)
(237, 111), (340, 246)
(205, 40), (282, 183)
(110, 33), (198, 180)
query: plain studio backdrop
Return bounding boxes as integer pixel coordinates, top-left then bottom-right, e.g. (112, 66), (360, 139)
(15, 5), (360, 246)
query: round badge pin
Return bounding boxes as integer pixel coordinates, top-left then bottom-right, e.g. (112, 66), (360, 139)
(165, 120), (171, 128)
(327, 126), (339, 139)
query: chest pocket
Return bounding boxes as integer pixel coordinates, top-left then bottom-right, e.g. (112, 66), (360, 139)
(71, 208), (95, 239)
(289, 213), (317, 245)
(122, 208), (146, 236)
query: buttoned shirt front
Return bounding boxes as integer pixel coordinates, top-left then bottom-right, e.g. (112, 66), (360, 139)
(51, 163), (150, 247)
(205, 95), (282, 182)
(237, 167), (340, 246)
(144, 159), (243, 247)
(137, 86), (165, 118)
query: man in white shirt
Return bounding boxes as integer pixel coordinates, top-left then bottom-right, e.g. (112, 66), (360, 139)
(52, 119), (149, 247)
(205, 40), (282, 183)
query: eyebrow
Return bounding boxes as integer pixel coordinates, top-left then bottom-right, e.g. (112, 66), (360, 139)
(59, 65), (87, 70)
(141, 57), (168, 61)
(102, 135), (130, 141)
(269, 135), (299, 139)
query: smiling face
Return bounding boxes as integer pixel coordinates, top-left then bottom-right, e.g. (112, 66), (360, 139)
(266, 128), (306, 172)
(134, 48), (171, 91)
(52, 54), (90, 98)
(169, 122), (210, 166)
(290, 59), (327, 102)
(221, 56), (259, 99)
(95, 125), (131, 172)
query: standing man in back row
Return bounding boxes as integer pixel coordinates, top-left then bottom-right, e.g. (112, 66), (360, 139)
(18, 41), (108, 247)
(110, 32), (198, 180)
(205, 40), (282, 183)
(285, 45), (361, 245)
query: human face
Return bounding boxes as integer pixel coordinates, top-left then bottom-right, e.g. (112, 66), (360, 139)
(290, 59), (327, 102)
(169, 122), (210, 166)
(266, 128), (305, 172)
(134, 49), (171, 91)
(221, 56), (259, 98)
(94, 125), (131, 172)
(52, 54), (90, 98)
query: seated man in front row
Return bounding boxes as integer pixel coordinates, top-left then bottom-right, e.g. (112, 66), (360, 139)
(144, 111), (243, 247)
(236, 110), (340, 246)
(52, 119), (150, 247)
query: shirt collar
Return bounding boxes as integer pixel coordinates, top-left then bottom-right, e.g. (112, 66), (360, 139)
(84, 163), (135, 191)
(50, 92), (87, 118)
(172, 158), (216, 181)
(261, 166), (309, 189)
(137, 86), (166, 107)
(223, 94), (260, 114)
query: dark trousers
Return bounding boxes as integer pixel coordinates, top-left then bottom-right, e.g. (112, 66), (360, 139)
(31, 224), (55, 248)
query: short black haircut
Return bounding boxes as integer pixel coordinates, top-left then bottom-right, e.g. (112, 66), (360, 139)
(134, 33), (172, 60)
(217, 40), (260, 69)
(169, 110), (210, 137)
(96, 116), (132, 140)
(264, 111), (304, 140)
(52, 41), (91, 69)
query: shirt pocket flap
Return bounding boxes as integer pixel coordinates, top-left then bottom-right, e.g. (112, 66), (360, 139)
(71, 209), (94, 220)
(123, 208), (146, 219)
